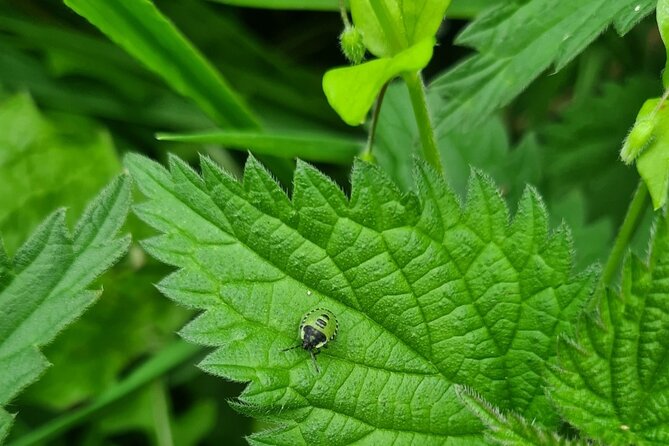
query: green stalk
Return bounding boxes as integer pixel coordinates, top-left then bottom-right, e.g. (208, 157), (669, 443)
(404, 71), (443, 172)
(362, 81), (390, 161)
(151, 380), (175, 446)
(8, 341), (201, 446)
(601, 181), (649, 286)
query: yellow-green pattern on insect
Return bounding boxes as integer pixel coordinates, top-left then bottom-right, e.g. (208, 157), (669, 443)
(282, 308), (338, 374)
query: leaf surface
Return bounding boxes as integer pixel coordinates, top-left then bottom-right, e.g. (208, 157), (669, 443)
(430, 0), (655, 134)
(547, 216), (669, 446)
(126, 153), (595, 444)
(0, 176), (132, 442)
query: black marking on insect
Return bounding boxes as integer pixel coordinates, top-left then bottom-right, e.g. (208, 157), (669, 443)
(282, 308), (338, 374)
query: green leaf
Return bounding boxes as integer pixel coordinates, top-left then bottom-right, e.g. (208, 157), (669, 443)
(0, 175), (132, 442)
(547, 215), (669, 446)
(0, 93), (121, 255)
(430, 0), (655, 134)
(456, 386), (591, 446)
(323, 37), (434, 125)
(126, 152), (596, 444)
(658, 0), (669, 87)
(64, 0), (259, 129)
(350, 0), (451, 57)
(157, 130), (363, 164)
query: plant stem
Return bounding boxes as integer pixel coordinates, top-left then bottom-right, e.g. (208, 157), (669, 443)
(601, 181), (649, 286)
(8, 341), (201, 446)
(362, 81), (390, 161)
(404, 71), (443, 172)
(338, 0), (350, 28)
(151, 380), (175, 446)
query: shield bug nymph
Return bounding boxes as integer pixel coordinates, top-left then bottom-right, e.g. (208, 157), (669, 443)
(282, 308), (338, 373)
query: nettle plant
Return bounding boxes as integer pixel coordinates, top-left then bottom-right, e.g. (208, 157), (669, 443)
(2, 0), (669, 445)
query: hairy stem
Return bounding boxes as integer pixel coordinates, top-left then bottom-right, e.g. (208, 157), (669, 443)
(338, 0), (350, 28)
(404, 71), (443, 172)
(8, 341), (201, 446)
(601, 181), (649, 286)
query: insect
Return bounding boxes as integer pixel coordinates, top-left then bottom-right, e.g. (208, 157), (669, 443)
(282, 308), (339, 374)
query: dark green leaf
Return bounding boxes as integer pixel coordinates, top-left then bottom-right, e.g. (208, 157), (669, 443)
(126, 152), (595, 443)
(64, 0), (259, 129)
(547, 216), (669, 445)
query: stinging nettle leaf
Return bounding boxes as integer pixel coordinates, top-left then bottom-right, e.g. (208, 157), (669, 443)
(0, 175), (132, 442)
(456, 386), (590, 446)
(547, 215), (669, 446)
(430, 0), (655, 135)
(126, 152), (596, 444)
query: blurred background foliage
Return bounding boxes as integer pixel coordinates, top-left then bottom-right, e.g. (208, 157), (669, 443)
(0, 0), (664, 443)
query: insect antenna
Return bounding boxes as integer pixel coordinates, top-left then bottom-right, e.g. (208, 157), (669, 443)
(281, 344), (301, 352)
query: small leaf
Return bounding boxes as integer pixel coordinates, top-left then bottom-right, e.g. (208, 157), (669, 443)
(547, 216), (669, 445)
(0, 175), (132, 442)
(323, 37), (434, 125)
(126, 152), (596, 444)
(350, 0), (451, 57)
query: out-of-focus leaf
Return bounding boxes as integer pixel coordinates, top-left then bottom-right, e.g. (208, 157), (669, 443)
(430, 0), (655, 135)
(0, 93), (120, 255)
(64, 0), (259, 129)
(157, 130), (363, 164)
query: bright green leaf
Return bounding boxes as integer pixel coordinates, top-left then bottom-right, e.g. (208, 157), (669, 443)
(323, 37), (434, 125)
(658, 0), (669, 87)
(547, 215), (669, 446)
(0, 93), (120, 255)
(430, 0), (655, 134)
(64, 0), (259, 129)
(456, 386), (591, 446)
(157, 130), (363, 164)
(126, 152), (596, 444)
(0, 175), (132, 442)
(351, 0), (450, 57)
